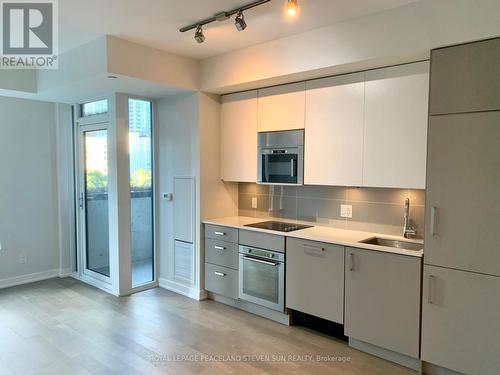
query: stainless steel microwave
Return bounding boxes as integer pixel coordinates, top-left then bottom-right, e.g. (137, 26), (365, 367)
(257, 129), (304, 185)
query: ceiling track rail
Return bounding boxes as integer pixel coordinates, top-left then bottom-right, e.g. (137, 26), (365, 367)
(179, 0), (271, 33)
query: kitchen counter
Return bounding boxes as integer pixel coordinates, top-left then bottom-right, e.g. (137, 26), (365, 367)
(203, 216), (423, 257)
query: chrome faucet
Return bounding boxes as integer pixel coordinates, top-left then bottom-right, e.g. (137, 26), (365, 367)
(403, 198), (416, 238)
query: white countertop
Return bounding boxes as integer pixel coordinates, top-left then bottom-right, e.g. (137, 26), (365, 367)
(203, 216), (424, 258)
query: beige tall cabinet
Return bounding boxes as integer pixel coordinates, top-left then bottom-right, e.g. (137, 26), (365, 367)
(422, 266), (500, 374)
(421, 37), (500, 375)
(220, 91), (258, 182)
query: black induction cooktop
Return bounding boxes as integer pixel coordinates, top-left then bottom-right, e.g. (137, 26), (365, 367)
(244, 221), (313, 233)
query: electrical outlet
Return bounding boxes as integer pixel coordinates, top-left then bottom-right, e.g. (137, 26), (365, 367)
(341, 204), (353, 218)
(19, 253), (27, 264)
(251, 197), (258, 209)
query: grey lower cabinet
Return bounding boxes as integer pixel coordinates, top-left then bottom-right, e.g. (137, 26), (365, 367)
(286, 238), (344, 324)
(205, 263), (238, 299)
(422, 265), (500, 375)
(204, 225), (239, 299)
(344, 247), (421, 358)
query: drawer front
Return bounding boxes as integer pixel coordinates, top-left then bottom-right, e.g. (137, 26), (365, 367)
(205, 239), (239, 270)
(205, 224), (238, 243)
(239, 229), (285, 253)
(286, 238), (345, 323)
(205, 263), (238, 299)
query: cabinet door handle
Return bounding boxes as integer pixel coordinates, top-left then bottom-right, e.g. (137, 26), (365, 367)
(214, 271), (226, 277)
(214, 246), (226, 250)
(303, 244), (325, 257)
(430, 206), (438, 237)
(428, 275), (436, 304)
(349, 253), (355, 271)
(214, 231), (225, 236)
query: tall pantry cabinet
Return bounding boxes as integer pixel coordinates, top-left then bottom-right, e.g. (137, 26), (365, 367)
(421, 37), (500, 375)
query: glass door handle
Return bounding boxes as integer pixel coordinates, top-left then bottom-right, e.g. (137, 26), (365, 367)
(290, 159), (295, 177)
(79, 193), (84, 209)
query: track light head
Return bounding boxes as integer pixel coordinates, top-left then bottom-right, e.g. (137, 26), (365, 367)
(235, 10), (247, 31)
(286, 0), (298, 16)
(194, 25), (205, 43)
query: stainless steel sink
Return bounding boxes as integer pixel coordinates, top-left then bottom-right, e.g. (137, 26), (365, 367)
(360, 237), (423, 251)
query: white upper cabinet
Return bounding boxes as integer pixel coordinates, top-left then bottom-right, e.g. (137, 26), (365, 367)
(220, 91), (257, 182)
(305, 73), (365, 186)
(362, 62), (429, 189)
(258, 82), (305, 132)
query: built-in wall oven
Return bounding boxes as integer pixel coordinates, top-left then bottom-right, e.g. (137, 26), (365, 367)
(238, 245), (285, 312)
(257, 129), (304, 185)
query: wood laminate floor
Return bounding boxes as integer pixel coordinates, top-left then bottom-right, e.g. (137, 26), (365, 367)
(0, 278), (416, 375)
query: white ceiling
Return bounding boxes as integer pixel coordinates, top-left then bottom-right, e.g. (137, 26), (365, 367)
(59, 0), (419, 59)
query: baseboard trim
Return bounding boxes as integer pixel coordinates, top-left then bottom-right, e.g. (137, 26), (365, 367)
(58, 268), (73, 278)
(422, 362), (466, 375)
(349, 338), (421, 372)
(159, 278), (207, 301)
(207, 292), (291, 325)
(0, 269), (61, 289)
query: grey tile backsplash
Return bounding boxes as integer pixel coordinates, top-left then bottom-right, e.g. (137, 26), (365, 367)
(238, 183), (426, 237)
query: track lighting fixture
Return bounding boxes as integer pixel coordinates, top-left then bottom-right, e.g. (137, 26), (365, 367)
(179, 0), (271, 42)
(235, 10), (247, 32)
(194, 25), (205, 44)
(286, 0), (298, 16)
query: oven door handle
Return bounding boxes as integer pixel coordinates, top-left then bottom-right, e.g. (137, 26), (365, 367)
(242, 256), (280, 267)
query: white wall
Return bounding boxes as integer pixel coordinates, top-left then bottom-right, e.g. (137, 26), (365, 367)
(106, 36), (199, 91)
(0, 70), (37, 93)
(55, 102), (75, 275)
(156, 92), (238, 298)
(199, 92), (238, 222)
(37, 36), (108, 94)
(157, 93), (200, 296)
(201, 0), (500, 93)
(0, 96), (60, 286)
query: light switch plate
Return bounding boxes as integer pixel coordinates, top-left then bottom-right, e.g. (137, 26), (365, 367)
(341, 204), (353, 218)
(251, 197), (258, 209)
